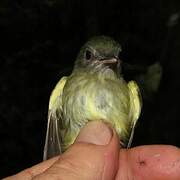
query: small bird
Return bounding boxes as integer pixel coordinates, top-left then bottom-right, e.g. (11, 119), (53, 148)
(43, 36), (142, 160)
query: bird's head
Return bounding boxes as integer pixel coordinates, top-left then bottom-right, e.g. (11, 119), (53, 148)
(74, 36), (122, 76)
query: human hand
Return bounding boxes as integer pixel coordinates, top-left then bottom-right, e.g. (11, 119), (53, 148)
(4, 121), (180, 180)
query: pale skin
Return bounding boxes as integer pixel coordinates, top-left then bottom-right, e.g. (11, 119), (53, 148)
(4, 122), (180, 180)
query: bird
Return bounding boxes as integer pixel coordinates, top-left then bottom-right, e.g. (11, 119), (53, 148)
(43, 36), (142, 160)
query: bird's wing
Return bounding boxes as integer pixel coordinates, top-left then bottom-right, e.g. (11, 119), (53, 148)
(127, 81), (142, 148)
(43, 76), (67, 160)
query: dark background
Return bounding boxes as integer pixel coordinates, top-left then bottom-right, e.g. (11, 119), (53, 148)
(0, 0), (180, 178)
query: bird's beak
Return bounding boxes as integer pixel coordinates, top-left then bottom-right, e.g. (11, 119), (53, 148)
(99, 58), (120, 71)
(100, 58), (118, 65)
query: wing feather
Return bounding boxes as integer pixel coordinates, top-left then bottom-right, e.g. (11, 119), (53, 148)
(127, 81), (142, 148)
(43, 77), (67, 160)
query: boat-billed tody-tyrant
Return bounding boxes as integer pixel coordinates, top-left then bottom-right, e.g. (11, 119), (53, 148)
(43, 36), (142, 160)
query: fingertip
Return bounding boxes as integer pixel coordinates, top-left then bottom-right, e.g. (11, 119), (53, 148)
(75, 121), (113, 145)
(128, 145), (180, 180)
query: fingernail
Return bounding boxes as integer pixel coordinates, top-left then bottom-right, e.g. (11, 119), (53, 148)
(76, 121), (113, 145)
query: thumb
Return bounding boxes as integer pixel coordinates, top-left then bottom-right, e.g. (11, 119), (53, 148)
(35, 121), (120, 180)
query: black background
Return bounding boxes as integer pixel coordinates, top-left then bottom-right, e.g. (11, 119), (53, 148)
(0, 0), (180, 178)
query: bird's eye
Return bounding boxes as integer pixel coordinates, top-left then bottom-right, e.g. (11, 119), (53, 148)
(85, 50), (92, 60)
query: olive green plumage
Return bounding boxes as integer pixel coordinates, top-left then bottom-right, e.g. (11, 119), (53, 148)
(43, 36), (141, 160)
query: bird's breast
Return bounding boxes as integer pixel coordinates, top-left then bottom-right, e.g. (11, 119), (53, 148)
(62, 73), (131, 140)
